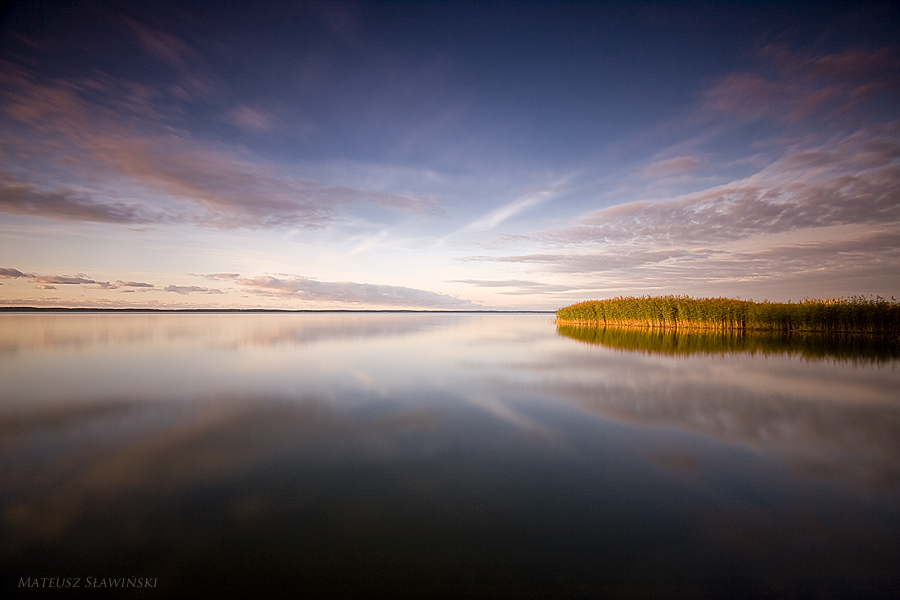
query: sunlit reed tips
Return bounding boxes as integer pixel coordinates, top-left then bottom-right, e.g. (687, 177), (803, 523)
(556, 295), (900, 334)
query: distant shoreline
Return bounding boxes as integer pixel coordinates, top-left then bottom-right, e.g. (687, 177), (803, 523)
(0, 307), (555, 314)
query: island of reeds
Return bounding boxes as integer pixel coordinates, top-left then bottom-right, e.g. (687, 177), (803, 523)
(556, 295), (900, 335)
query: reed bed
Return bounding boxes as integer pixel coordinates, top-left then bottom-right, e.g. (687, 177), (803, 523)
(556, 295), (900, 334)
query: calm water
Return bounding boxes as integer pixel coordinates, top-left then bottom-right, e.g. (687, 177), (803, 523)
(1, 312), (899, 598)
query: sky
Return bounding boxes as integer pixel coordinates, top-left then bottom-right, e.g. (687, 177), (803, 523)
(1, 0), (898, 310)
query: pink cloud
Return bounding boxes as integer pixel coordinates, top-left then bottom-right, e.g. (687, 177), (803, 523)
(3, 269), (155, 293)
(638, 156), (703, 178)
(554, 125), (900, 247)
(30, 274), (106, 285)
(1, 74), (442, 229)
(0, 182), (168, 225)
(164, 285), (223, 295)
(229, 105), (276, 133)
(236, 275), (475, 308)
(121, 17), (215, 98)
(701, 46), (900, 125)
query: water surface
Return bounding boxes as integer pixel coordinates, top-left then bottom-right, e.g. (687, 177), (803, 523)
(2, 313), (898, 598)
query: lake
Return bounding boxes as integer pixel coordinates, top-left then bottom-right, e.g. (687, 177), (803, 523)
(1, 312), (898, 598)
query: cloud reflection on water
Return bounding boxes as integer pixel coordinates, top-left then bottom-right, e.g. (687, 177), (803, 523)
(1, 313), (898, 595)
(1, 394), (444, 548)
(0, 311), (457, 355)
(544, 323), (900, 491)
(3, 312), (898, 494)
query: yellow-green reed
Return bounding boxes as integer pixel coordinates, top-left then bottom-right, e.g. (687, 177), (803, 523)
(556, 295), (900, 334)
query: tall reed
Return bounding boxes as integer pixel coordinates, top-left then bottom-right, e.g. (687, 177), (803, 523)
(556, 295), (900, 334)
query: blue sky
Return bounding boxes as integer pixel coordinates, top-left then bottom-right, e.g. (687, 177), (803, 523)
(1, 0), (898, 309)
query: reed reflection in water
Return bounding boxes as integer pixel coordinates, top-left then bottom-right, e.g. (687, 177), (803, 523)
(556, 322), (900, 362)
(1, 313), (899, 598)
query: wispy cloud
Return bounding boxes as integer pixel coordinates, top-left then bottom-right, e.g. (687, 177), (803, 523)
(3, 268), (115, 287)
(469, 230), (900, 300)
(228, 105), (277, 133)
(236, 275), (476, 308)
(30, 274), (108, 286)
(164, 285), (223, 295)
(0, 296), (229, 310)
(637, 156), (703, 178)
(463, 47), (900, 298)
(452, 184), (567, 236)
(701, 45), (900, 126)
(553, 138), (900, 248)
(0, 65), (444, 230)
(1, 267), (484, 308)
(0, 182), (169, 225)
(121, 17), (217, 100)
(0, 269), (126, 290)
(449, 279), (581, 295)
(463, 250), (687, 274)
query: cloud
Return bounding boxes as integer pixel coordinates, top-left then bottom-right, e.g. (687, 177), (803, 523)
(0, 295), (221, 310)
(760, 44), (900, 90)
(1, 70), (444, 230)
(470, 230), (900, 300)
(540, 129), (900, 248)
(3, 268), (127, 288)
(30, 274), (107, 286)
(79, 136), (339, 229)
(472, 47), (897, 296)
(236, 276), (475, 308)
(164, 285), (223, 295)
(0, 182), (167, 225)
(777, 129), (900, 173)
(2, 269), (162, 291)
(123, 18), (200, 73)
(1, 268), (33, 278)
(464, 112), (900, 297)
(637, 156), (702, 178)
(121, 17), (216, 99)
(203, 273), (240, 280)
(449, 279), (581, 295)
(464, 250), (688, 274)
(454, 184), (567, 236)
(229, 105), (277, 133)
(701, 45), (900, 125)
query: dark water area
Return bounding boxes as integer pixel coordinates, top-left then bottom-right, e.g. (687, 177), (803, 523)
(1, 313), (899, 598)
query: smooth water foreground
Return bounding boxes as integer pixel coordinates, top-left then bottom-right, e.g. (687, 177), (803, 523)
(1, 312), (898, 598)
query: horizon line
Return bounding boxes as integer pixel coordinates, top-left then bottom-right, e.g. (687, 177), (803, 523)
(0, 307), (557, 314)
